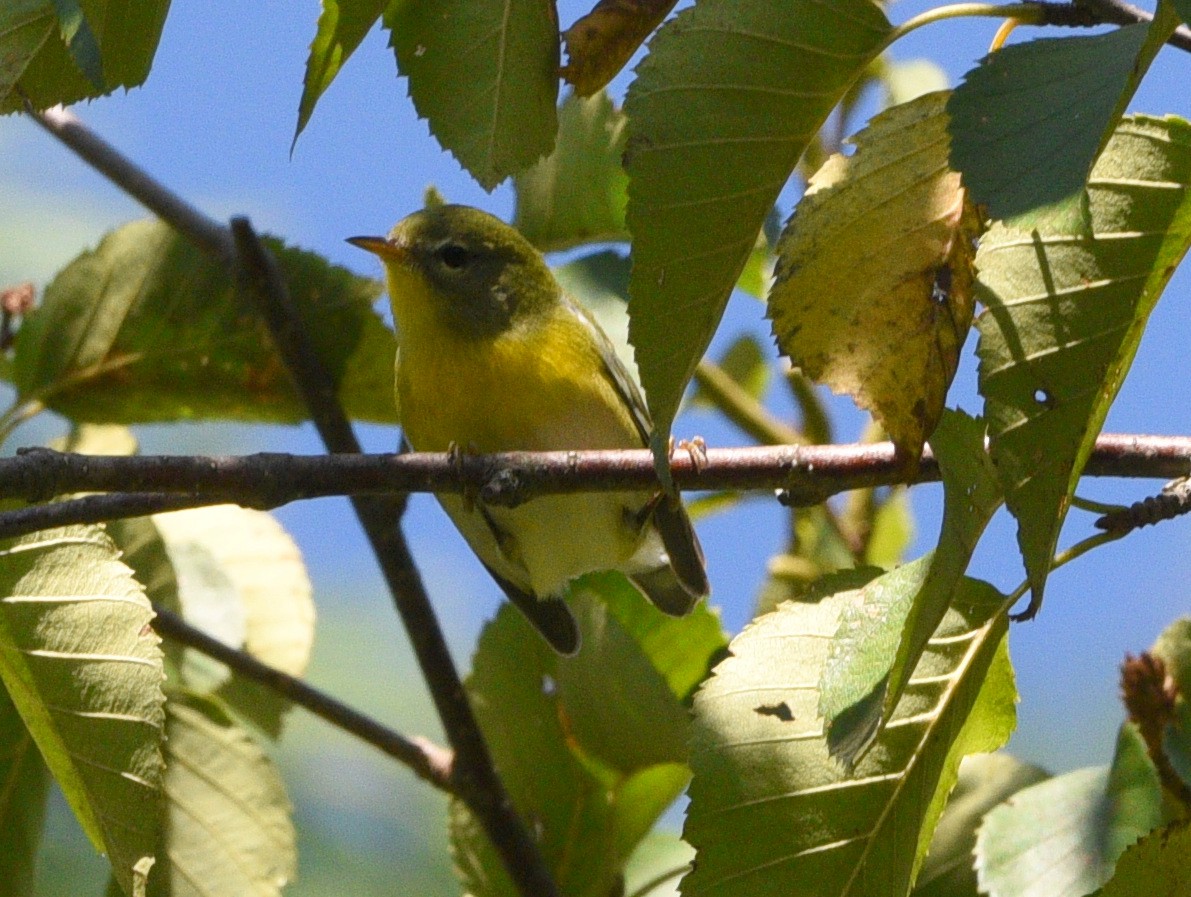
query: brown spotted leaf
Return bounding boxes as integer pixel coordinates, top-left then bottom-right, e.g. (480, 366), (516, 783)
(563, 0), (677, 96)
(769, 92), (980, 465)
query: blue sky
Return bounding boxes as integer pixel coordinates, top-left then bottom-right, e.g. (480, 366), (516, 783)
(3, 0), (1190, 799)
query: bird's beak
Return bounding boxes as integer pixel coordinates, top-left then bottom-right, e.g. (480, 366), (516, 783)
(346, 235), (409, 261)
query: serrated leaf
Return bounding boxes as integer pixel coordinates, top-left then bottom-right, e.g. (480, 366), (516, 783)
(386, 0), (559, 190)
(0, 526), (164, 897)
(1, 0), (170, 114)
(625, 0), (891, 469)
(913, 753), (1049, 897)
(1150, 616), (1191, 695)
(975, 723), (1163, 897)
(9, 218), (395, 425)
(681, 574), (1015, 897)
(770, 92), (979, 465)
(1089, 820), (1191, 897)
(295, 0), (389, 145)
(976, 115), (1191, 614)
(821, 410), (1001, 764)
(50, 0), (102, 88)
(0, 680), (49, 897)
(947, 8), (1179, 233)
(451, 574), (725, 897)
(147, 692), (296, 897)
(514, 90), (629, 251)
(562, 0), (676, 96)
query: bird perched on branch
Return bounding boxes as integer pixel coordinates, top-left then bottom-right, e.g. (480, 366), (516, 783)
(349, 204), (708, 654)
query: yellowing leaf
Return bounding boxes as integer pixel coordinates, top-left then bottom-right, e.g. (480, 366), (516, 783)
(769, 92), (979, 465)
(562, 0), (677, 96)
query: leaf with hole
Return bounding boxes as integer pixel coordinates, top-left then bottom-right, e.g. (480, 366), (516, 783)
(770, 92), (979, 466)
(681, 572), (1015, 897)
(976, 115), (1191, 616)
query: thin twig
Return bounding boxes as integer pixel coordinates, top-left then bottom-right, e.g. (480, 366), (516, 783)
(0, 493), (218, 539)
(150, 605), (455, 790)
(31, 106), (560, 897)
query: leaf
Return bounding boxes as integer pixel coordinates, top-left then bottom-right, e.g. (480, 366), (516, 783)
(946, 8), (1179, 233)
(1, 0), (170, 114)
(114, 505), (315, 740)
(562, 0), (677, 96)
(624, 0), (891, 469)
(9, 218), (395, 425)
(1177, 0), (1191, 26)
(681, 574), (1015, 897)
(451, 574), (725, 897)
(882, 59), (949, 107)
(975, 723), (1164, 897)
(821, 410), (1001, 764)
(0, 680), (50, 897)
(0, 526), (164, 897)
(386, 0), (560, 190)
(913, 753), (1049, 897)
(294, 0), (389, 146)
(976, 115), (1191, 615)
(514, 90), (629, 251)
(50, 0), (102, 88)
(624, 831), (694, 897)
(690, 335), (769, 410)
(1089, 820), (1191, 897)
(147, 692), (296, 897)
(770, 92), (979, 465)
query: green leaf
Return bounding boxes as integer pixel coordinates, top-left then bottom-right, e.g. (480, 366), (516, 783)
(624, 831), (694, 897)
(770, 92), (979, 465)
(882, 58), (949, 107)
(947, 8), (1179, 233)
(1089, 820), (1191, 896)
(0, 680), (50, 897)
(50, 0), (103, 88)
(976, 115), (1191, 615)
(112, 504), (315, 740)
(975, 723), (1164, 897)
(1, 0), (170, 114)
(386, 0), (560, 190)
(514, 90), (629, 251)
(1150, 616), (1191, 695)
(681, 574), (1015, 897)
(624, 0), (891, 469)
(1177, 0), (1191, 26)
(10, 218), (395, 425)
(295, 0), (389, 146)
(147, 692), (296, 897)
(0, 526), (164, 897)
(690, 335), (769, 410)
(821, 410), (1001, 764)
(451, 574), (725, 897)
(913, 753), (1049, 897)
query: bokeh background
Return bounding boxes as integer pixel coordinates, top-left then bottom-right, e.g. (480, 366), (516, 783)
(2, 2), (1189, 894)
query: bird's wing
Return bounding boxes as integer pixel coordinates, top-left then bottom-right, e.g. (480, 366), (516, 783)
(563, 296), (710, 604)
(482, 559), (581, 655)
(563, 296), (653, 446)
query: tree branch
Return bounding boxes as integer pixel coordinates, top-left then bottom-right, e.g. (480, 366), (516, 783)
(151, 604), (455, 791)
(31, 105), (560, 897)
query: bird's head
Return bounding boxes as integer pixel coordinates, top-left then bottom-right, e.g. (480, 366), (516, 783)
(349, 204), (557, 340)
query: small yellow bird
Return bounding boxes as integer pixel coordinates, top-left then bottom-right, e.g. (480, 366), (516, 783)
(349, 204), (708, 654)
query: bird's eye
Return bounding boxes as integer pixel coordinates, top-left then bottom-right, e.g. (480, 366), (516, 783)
(437, 243), (470, 270)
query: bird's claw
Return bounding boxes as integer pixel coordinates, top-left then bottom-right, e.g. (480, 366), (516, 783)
(448, 440), (482, 512)
(672, 435), (708, 472)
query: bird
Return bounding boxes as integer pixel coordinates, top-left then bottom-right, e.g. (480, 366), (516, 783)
(348, 204), (709, 654)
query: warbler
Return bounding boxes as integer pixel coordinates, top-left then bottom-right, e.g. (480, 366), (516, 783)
(349, 204), (709, 654)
